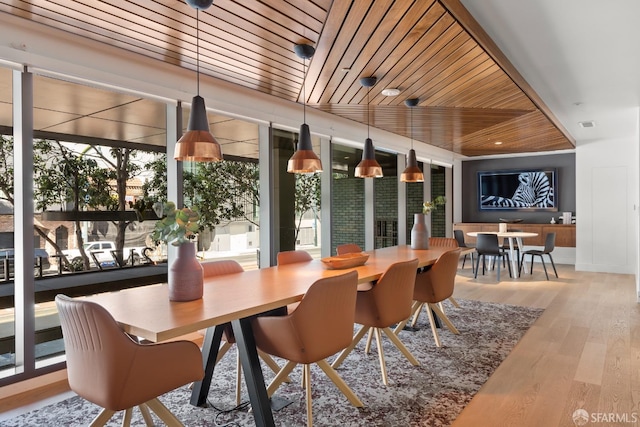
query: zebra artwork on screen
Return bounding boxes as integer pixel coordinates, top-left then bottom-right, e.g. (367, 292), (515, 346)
(478, 169), (557, 211)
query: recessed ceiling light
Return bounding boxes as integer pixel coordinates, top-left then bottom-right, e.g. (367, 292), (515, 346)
(578, 120), (596, 128)
(494, 141), (503, 145)
(381, 88), (400, 96)
(341, 68), (350, 73)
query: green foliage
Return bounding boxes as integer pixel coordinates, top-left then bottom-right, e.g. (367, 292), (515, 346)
(422, 195), (446, 214)
(0, 136), (14, 205)
(151, 201), (201, 246)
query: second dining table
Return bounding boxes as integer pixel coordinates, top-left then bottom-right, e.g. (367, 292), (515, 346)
(82, 245), (451, 427)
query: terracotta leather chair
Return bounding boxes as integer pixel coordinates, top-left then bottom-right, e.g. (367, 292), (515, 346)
(201, 259), (287, 405)
(398, 249), (462, 347)
(252, 270), (363, 427)
(277, 249), (313, 264)
(426, 237), (461, 307)
(55, 294), (204, 427)
(336, 243), (363, 255)
(331, 258), (420, 385)
(277, 250), (314, 312)
(428, 237), (458, 248)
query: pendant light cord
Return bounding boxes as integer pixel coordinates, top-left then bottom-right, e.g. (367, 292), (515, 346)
(367, 86), (370, 139)
(302, 57), (306, 124)
(410, 105), (414, 149)
(196, 9), (200, 97)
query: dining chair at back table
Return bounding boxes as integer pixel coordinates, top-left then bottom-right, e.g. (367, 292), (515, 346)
(454, 229), (476, 273)
(474, 233), (512, 282)
(331, 258), (420, 386)
(519, 232), (559, 280)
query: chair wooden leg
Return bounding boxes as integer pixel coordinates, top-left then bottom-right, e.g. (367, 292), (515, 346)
(316, 359), (364, 408)
(425, 304), (442, 347)
(430, 303), (460, 335)
(373, 328), (388, 386)
(304, 364), (313, 427)
(258, 350), (290, 381)
(89, 408), (116, 427)
(122, 408), (133, 427)
(215, 341), (233, 363)
(138, 404), (154, 426)
(382, 327), (420, 367)
(364, 327), (375, 354)
(145, 398), (184, 427)
(331, 325), (369, 369)
(394, 301), (420, 334)
(448, 296), (460, 308)
(266, 360), (298, 397)
(410, 302), (425, 327)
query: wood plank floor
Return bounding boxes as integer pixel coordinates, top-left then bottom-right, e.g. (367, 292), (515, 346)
(1, 262), (638, 426)
(452, 262), (640, 427)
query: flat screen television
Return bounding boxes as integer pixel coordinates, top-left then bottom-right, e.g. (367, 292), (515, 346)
(478, 169), (557, 211)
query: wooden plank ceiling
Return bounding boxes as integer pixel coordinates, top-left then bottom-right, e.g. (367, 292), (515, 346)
(0, 0), (575, 157)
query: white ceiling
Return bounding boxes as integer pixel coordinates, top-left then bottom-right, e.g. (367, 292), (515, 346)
(461, 0), (640, 146)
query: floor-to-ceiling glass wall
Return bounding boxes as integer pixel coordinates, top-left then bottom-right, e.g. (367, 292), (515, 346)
(374, 150), (398, 249)
(331, 144), (365, 255)
(180, 108), (262, 270)
(271, 128), (322, 260)
(431, 164), (446, 237)
(406, 162), (425, 243)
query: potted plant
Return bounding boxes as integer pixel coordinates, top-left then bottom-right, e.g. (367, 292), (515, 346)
(411, 196), (447, 250)
(152, 201), (204, 302)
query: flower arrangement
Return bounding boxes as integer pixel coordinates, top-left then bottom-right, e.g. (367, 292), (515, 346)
(151, 201), (201, 246)
(422, 196), (447, 215)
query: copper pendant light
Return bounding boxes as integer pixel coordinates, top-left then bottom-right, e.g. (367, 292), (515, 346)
(287, 43), (322, 173)
(355, 76), (383, 178)
(401, 98), (424, 182)
(174, 0), (223, 162)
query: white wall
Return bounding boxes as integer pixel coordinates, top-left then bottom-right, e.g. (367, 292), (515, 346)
(575, 109), (639, 275)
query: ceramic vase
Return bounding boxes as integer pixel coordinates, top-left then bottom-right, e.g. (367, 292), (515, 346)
(168, 242), (203, 302)
(411, 213), (430, 250)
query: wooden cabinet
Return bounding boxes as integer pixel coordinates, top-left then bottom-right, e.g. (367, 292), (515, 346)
(454, 223), (576, 247)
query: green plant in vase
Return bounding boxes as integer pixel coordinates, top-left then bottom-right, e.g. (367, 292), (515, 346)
(151, 201), (203, 302)
(151, 201), (201, 246)
(422, 195), (447, 215)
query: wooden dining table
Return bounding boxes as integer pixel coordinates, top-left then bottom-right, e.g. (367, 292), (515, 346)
(467, 231), (538, 277)
(83, 245), (450, 427)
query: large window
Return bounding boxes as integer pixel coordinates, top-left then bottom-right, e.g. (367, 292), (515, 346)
(331, 144), (365, 255)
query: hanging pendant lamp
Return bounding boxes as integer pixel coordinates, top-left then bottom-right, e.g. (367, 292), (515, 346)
(175, 0), (223, 162)
(355, 76), (383, 178)
(401, 98), (424, 182)
(287, 43), (322, 173)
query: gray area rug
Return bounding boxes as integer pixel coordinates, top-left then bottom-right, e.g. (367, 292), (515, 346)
(1, 299), (543, 426)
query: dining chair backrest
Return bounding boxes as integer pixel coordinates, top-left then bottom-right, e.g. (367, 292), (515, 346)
(428, 237), (459, 248)
(543, 232), (556, 253)
(413, 249), (461, 304)
(336, 243), (363, 255)
(201, 259), (244, 277)
(277, 250), (313, 265)
(453, 230), (469, 248)
(356, 258), (419, 327)
(475, 233), (501, 256)
(252, 270), (358, 364)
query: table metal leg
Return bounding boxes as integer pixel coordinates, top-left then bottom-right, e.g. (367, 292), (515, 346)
(507, 238), (518, 278)
(232, 317), (276, 427)
(190, 324), (224, 407)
